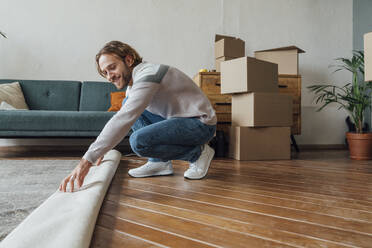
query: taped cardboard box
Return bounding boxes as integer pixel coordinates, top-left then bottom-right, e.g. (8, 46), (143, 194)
(365, 32), (372, 81)
(255, 46), (305, 75)
(216, 56), (234, 72)
(232, 92), (293, 127)
(215, 34), (245, 59)
(229, 126), (291, 160)
(220, 57), (278, 94)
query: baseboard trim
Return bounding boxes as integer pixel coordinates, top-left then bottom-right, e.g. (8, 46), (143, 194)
(298, 144), (347, 150)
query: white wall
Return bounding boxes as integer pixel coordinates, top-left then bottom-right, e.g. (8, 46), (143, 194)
(0, 0), (353, 146)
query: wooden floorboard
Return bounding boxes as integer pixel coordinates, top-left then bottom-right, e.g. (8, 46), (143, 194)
(90, 225), (161, 247)
(95, 214), (213, 247)
(2, 149), (371, 247)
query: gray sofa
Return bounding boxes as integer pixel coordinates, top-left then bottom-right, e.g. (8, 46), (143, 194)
(0, 79), (128, 138)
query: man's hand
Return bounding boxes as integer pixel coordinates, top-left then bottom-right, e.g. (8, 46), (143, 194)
(59, 158), (93, 193)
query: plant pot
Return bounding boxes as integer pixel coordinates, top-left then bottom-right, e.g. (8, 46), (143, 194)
(346, 132), (372, 160)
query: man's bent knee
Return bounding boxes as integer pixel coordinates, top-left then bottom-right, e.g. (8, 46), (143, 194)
(129, 131), (150, 156)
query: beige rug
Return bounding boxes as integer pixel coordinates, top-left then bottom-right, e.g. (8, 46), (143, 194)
(0, 159), (77, 241)
(0, 150), (121, 248)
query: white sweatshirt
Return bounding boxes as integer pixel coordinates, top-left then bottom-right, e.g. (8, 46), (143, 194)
(83, 62), (217, 163)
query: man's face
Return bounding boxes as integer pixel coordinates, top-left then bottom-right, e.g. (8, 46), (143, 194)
(98, 54), (132, 90)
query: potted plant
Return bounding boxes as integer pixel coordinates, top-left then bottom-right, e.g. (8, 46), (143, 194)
(308, 50), (372, 160)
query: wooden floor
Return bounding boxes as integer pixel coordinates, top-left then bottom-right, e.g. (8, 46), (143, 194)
(2, 149), (372, 247)
(88, 151), (372, 248)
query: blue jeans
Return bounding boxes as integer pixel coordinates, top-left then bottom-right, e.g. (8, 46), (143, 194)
(129, 109), (216, 163)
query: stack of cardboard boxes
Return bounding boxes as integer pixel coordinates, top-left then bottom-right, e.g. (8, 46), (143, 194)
(220, 56), (293, 160)
(195, 34), (304, 160)
(215, 35), (245, 72)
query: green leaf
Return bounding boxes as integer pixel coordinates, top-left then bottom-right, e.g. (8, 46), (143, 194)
(0, 31), (7, 38)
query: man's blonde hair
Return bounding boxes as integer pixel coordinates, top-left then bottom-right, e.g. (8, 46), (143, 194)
(96, 41), (143, 77)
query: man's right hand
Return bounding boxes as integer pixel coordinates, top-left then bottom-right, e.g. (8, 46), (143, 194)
(58, 156), (104, 193)
(59, 158), (92, 193)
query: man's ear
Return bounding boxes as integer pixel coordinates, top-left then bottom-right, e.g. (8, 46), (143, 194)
(125, 55), (134, 68)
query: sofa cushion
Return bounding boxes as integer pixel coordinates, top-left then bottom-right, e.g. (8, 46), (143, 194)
(0, 110), (115, 132)
(0, 80), (81, 111)
(79, 81), (126, 111)
(108, 92), (126, 112)
(0, 82), (29, 109)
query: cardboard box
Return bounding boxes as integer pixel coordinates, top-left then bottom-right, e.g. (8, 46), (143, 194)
(220, 57), (278, 94)
(254, 46), (305, 75)
(232, 92), (293, 127)
(229, 126), (291, 160)
(216, 56), (234, 72)
(365, 32), (372, 81)
(215, 34), (245, 59)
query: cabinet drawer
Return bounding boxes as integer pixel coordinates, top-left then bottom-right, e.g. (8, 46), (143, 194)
(216, 113), (231, 122)
(278, 74), (301, 84)
(278, 79), (299, 89)
(208, 94), (232, 103)
(213, 102), (232, 113)
(278, 86), (299, 96)
(208, 94), (232, 113)
(201, 76), (221, 94)
(278, 75), (301, 97)
(193, 72), (221, 95)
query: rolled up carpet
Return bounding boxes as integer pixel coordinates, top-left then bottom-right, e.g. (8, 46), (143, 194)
(0, 149), (121, 248)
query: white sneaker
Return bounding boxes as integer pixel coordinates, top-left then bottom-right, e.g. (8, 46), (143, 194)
(184, 144), (215, 180)
(128, 161), (173, 178)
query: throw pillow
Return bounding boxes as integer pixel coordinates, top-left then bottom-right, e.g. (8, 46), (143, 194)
(0, 101), (17, 110)
(108, 92), (126, 112)
(0, 82), (29, 110)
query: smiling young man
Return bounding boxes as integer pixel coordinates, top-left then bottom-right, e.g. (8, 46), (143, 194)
(59, 41), (217, 192)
